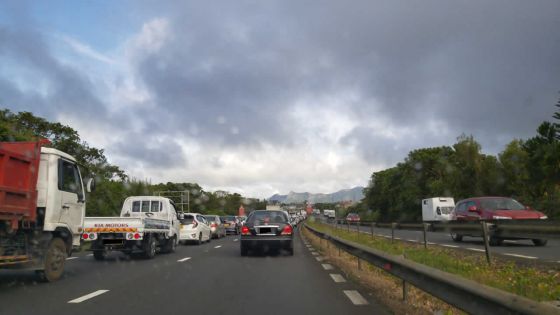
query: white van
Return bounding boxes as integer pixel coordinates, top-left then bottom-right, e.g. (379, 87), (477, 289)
(422, 197), (455, 222)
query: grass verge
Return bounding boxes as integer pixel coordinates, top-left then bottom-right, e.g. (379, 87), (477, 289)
(306, 219), (560, 302)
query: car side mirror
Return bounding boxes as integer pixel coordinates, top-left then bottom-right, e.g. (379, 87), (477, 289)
(468, 206), (479, 213)
(525, 205), (532, 210)
(178, 213), (184, 220)
(86, 178), (96, 193)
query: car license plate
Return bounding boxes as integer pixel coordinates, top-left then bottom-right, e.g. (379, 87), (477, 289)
(259, 227), (272, 234)
(224, 224), (230, 227)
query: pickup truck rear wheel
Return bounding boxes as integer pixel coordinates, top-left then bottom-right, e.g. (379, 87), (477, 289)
(532, 239), (547, 246)
(93, 250), (106, 261)
(162, 236), (177, 253)
(143, 236), (157, 259)
(36, 238), (67, 282)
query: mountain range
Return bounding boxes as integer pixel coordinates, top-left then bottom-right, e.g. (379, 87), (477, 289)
(268, 186), (364, 204)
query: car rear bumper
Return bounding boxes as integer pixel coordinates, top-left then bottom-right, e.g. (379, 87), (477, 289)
(241, 236), (293, 248)
(179, 230), (199, 240)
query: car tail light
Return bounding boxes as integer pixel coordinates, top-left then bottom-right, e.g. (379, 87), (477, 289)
(281, 225), (293, 235)
(241, 226), (250, 235)
(82, 233), (89, 240)
(211, 223), (217, 228)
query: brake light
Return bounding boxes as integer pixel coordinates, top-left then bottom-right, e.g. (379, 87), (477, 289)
(82, 233), (89, 239)
(241, 226), (250, 235)
(281, 225), (293, 235)
(211, 223), (217, 228)
(134, 233), (141, 240)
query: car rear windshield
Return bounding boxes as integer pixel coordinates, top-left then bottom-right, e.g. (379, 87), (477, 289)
(205, 216), (217, 221)
(247, 211), (287, 225)
(180, 215), (195, 224)
(480, 198), (525, 211)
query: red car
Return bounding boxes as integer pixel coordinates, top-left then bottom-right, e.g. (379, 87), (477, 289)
(450, 197), (548, 246)
(346, 213), (361, 223)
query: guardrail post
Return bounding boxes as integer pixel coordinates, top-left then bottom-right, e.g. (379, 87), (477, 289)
(391, 223), (396, 243)
(423, 223), (428, 249)
(356, 222), (359, 234)
(481, 221), (492, 265)
(371, 222), (374, 239)
(402, 280), (408, 302)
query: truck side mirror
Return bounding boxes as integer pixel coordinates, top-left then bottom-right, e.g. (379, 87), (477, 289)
(178, 213), (184, 220)
(86, 178), (96, 193)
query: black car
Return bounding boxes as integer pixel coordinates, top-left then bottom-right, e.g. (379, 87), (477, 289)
(240, 210), (294, 256)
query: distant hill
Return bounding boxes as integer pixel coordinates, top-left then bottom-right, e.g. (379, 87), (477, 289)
(268, 187), (364, 204)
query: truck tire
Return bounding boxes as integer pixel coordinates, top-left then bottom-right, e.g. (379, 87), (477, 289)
(143, 236), (157, 259)
(532, 239), (547, 246)
(450, 233), (463, 242)
(162, 236), (177, 253)
(93, 250), (106, 261)
(36, 238), (67, 282)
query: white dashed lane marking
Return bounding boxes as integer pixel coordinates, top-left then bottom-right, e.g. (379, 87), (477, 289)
(330, 274), (346, 283)
(233, 239), (238, 242)
(467, 248), (485, 252)
(87, 254), (93, 257)
(68, 290), (109, 304)
(177, 257), (192, 262)
(343, 290), (369, 305)
(322, 264), (334, 270)
(311, 252), (319, 256)
(504, 253), (537, 259)
(441, 244), (459, 248)
(66, 257), (79, 260)
(407, 239), (417, 242)
(214, 245), (222, 249)
(315, 257), (325, 262)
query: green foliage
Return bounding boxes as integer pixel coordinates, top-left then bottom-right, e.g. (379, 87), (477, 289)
(364, 114), (560, 221)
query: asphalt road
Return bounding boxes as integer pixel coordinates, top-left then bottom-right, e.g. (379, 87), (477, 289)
(329, 220), (560, 263)
(0, 228), (389, 315)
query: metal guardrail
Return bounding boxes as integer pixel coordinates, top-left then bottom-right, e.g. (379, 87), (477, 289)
(304, 223), (560, 315)
(334, 219), (560, 240)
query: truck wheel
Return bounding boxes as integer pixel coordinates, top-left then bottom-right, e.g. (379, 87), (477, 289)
(37, 238), (67, 282)
(143, 236), (157, 259)
(450, 233), (463, 242)
(532, 239), (547, 246)
(162, 236), (177, 253)
(93, 250), (106, 261)
(489, 237), (503, 246)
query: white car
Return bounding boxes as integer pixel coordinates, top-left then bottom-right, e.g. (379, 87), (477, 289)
(179, 213), (212, 245)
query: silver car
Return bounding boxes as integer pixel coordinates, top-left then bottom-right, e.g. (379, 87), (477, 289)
(205, 215), (226, 239)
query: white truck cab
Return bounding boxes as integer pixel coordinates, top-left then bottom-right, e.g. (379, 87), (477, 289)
(422, 197), (455, 222)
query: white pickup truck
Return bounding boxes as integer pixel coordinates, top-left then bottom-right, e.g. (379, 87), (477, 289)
(82, 196), (181, 260)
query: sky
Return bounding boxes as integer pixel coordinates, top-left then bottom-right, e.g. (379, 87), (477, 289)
(1, 0), (559, 199)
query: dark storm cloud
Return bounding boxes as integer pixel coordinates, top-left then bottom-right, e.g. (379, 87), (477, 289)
(112, 134), (186, 169)
(0, 25), (107, 119)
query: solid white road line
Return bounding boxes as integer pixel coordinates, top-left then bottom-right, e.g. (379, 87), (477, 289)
(214, 245), (222, 249)
(343, 290), (369, 305)
(427, 242), (436, 245)
(68, 290), (109, 304)
(177, 257), (192, 262)
(441, 244), (459, 248)
(467, 248), (486, 252)
(330, 274), (346, 283)
(86, 254), (93, 257)
(322, 264), (334, 270)
(407, 239), (417, 242)
(504, 253), (537, 259)
(233, 239), (238, 242)
(66, 257), (79, 260)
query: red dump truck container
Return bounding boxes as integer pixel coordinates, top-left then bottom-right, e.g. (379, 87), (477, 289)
(0, 139), (50, 230)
